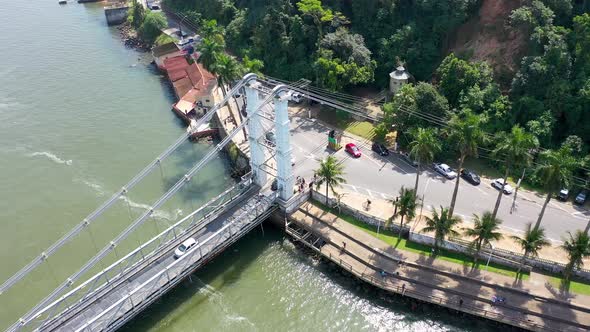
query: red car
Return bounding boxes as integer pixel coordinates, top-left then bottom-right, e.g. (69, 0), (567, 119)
(345, 143), (361, 158)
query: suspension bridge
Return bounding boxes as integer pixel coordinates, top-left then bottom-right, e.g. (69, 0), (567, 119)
(0, 73), (382, 332)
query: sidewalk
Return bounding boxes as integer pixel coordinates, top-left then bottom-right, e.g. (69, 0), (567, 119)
(213, 87), (249, 153)
(330, 187), (590, 267)
(290, 202), (590, 332)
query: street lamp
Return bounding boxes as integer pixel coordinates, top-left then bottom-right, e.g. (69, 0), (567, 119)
(484, 243), (496, 277)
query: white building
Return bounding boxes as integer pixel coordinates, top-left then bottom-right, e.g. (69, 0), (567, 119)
(389, 65), (410, 95)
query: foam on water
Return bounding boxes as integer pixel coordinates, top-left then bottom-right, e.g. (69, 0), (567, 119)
(29, 151), (73, 166)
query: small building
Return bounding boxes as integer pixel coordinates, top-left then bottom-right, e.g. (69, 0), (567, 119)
(389, 65), (411, 95)
(163, 55), (217, 124)
(152, 42), (183, 70)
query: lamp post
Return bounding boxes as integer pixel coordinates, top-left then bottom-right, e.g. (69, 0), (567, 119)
(484, 243), (495, 275)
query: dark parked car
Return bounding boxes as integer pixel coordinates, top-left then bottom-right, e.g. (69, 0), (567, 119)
(575, 190), (588, 205)
(371, 142), (389, 156)
(460, 169), (481, 185)
(271, 179), (278, 191)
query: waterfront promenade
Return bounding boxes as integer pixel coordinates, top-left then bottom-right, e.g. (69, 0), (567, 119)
(287, 202), (590, 332)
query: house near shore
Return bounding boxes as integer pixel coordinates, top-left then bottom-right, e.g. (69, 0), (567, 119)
(162, 55), (217, 123)
(152, 42), (184, 70)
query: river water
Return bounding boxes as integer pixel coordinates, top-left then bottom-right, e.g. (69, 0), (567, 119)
(0, 2), (497, 331)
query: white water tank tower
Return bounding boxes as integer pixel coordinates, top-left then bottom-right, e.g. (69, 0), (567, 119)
(389, 65), (410, 95)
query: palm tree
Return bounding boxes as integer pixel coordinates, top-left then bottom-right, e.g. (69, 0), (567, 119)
(409, 127), (441, 195)
(561, 231), (590, 284)
(491, 125), (538, 219)
(391, 187), (418, 239)
(214, 54), (247, 139)
(197, 38), (223, 73)
(463, 212), (503, 264)
(446, 109), (486, 217)
(421, 206), (461, 254)
(533, 147), (577, 230)
(314, 156), (346, 206)
(511, 223), (550, 274)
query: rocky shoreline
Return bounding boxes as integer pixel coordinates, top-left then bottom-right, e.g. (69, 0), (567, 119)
(118, 22), (150, 52)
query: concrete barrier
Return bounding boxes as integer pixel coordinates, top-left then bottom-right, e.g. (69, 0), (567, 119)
(104, 5), (129, 26)
(311, 190), (410, 235)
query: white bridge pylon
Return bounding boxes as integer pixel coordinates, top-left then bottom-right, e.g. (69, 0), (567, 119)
(3, 73), (297, 332)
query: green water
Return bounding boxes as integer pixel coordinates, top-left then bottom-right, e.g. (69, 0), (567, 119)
(0, 2), (498, 331)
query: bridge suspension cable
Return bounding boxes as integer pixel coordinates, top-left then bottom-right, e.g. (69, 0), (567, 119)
(10, 76), (286, 331)
(0, 75), (254, 297)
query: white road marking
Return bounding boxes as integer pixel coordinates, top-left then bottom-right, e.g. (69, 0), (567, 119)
(380, 193), (388, 199)
(366, 189), (374, 198)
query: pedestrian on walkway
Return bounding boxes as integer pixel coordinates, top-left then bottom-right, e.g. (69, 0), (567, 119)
(342, 241), (346, 251)
(401, 283), (406, 295)
(459, 298), (463, 307)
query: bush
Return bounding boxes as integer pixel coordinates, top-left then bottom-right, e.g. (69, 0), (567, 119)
(139, 12), (167, 45)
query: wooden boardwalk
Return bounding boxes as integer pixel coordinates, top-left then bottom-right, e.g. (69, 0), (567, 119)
(287, 202), (590, 332)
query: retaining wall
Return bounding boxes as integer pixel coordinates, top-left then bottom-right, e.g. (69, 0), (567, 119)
(104, 5), (129, 26)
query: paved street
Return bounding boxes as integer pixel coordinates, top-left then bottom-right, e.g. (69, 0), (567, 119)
(285, 113), (589, 243)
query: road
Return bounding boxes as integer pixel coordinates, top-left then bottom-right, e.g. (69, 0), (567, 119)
(285, 113), (590, 242)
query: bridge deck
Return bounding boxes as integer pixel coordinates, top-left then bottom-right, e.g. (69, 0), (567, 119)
(44, 189), (275, 332)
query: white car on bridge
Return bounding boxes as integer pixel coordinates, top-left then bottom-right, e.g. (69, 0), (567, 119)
(174, 238), (197, 259)
(433, 163), (457, 179)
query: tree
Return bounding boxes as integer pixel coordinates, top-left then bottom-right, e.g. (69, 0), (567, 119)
(128, 0), (145, 29)
(139, 11), (167, 45)
(314, 156), (346, 205)
(242, 55), (264, 75)
(446, 109), (487, 217)
(491, 125), (539, 219)
(421, 206), (461, 254)
(511, 223), (550, 274)
(463, 212), (503, 264)
(296, 0), (335, 39)
(391, 187), (418, 239)
(533, 147), (578, 230)
(197, 38), (224, 73)
(214, 53), (247, 139)
(436, 53), (493, 106)
(409, 127), (441, 195)
(314, 49), (375, 91)
(561, 231), (590, 284)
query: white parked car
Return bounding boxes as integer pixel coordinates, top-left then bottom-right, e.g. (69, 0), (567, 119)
(491, 178), (514, 194)
(433, 163), (457, 179)
(174, 238), (197, 259)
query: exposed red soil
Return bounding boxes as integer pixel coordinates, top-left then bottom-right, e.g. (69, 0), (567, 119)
(447, 0), (528, 87)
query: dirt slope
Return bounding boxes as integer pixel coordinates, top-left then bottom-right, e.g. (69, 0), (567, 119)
(447, 0), (528, 87)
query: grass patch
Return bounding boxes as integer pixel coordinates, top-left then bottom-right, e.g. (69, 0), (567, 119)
(310, 199), (529, 280)
(154, 33), (176, 46)
(316, 108), (375, 141)
(548, 275), (590, 295)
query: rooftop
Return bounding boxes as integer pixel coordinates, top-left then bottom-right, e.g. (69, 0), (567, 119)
(151, 42), (180, 58)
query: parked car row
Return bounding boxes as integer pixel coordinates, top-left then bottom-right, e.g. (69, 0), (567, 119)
(557, 188), (588, 205)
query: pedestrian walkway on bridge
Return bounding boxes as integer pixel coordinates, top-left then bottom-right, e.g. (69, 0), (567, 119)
(287, 202), (590, 332)
(41, 189), (276, 332)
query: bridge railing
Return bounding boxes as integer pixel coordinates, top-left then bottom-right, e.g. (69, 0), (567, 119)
(75, 192), (277, 332)
(27, 174), (254, 332)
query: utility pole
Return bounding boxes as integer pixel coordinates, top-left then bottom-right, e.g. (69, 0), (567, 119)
(511, 168), (526, 214)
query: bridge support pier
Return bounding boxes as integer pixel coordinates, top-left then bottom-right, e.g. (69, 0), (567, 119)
(274, 90), (294, 201)
(245, 78), (267, 187)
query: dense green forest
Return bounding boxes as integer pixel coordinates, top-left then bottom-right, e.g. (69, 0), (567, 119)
(163, 0), (590, 188)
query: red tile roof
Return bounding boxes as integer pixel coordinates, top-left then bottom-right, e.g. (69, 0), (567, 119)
(164, 56), (217, 103)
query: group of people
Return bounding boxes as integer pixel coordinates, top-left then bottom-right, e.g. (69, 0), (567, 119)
(296, 175), (316, 193)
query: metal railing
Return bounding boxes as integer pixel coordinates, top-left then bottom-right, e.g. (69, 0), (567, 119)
(0, 75), (254, 297)
(286, 225), (559, 332)
(25, 175), (254, 332)
(73, 192), (277, 332)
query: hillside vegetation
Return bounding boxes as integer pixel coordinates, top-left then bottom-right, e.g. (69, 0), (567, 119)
(165, 0), (590, 184)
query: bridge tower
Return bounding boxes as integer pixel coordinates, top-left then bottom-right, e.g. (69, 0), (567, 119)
(244, 77), (267, 187)
(274, 89), (295, 201)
